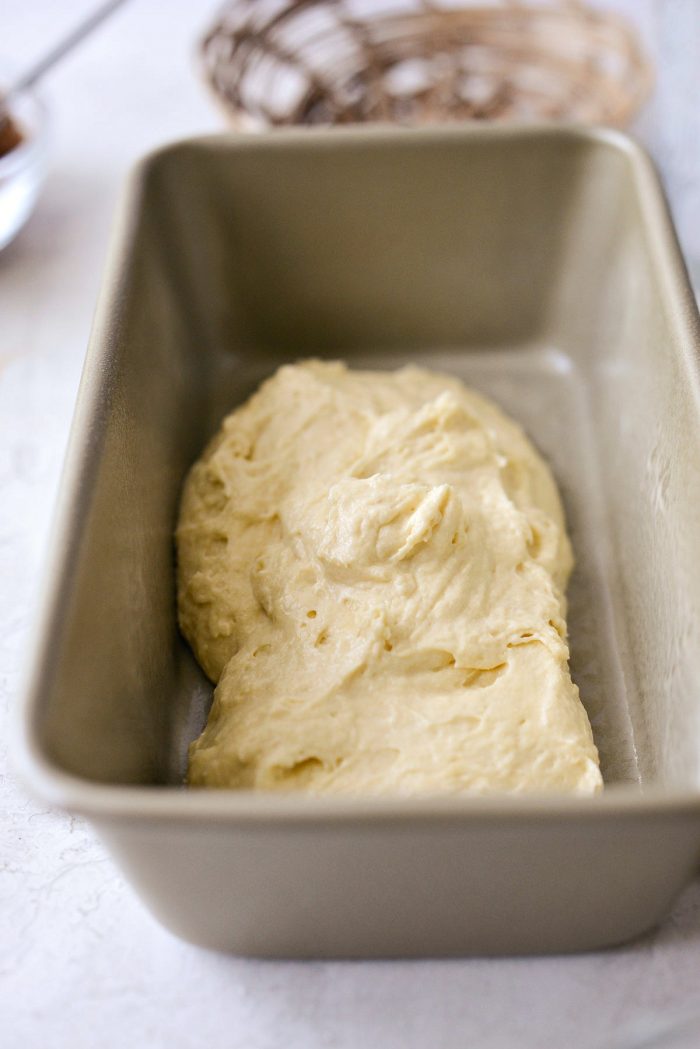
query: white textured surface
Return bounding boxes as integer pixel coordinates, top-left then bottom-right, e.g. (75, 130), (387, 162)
(2, 2), (700, 1046)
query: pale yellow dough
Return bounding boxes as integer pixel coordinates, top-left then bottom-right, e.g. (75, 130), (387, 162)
(178, 360), (602, 795)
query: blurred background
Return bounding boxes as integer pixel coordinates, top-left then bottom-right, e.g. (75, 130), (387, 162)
(2, 2), (700, 1047)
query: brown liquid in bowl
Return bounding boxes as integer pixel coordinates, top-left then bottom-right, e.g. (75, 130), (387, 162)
(0, 114), (23, 159)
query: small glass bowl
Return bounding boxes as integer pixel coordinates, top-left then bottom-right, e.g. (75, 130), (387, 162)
(0, 84), (48, 250)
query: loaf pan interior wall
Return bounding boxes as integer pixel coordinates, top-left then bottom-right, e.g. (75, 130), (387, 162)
(36, 131), (700, 792)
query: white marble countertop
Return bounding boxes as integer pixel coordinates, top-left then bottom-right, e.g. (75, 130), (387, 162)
(2, 3), (700, 1046)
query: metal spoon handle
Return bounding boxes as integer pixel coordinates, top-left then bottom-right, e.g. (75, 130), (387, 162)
(2, 0), (131, 106)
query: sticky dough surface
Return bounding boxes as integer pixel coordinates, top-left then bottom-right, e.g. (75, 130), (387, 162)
(178, 361), (602, 795)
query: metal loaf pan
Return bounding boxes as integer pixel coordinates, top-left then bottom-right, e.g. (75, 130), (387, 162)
(17, 125), (700, 956)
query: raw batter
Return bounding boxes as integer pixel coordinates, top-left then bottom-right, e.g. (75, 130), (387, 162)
(177, 361), (602, 794)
